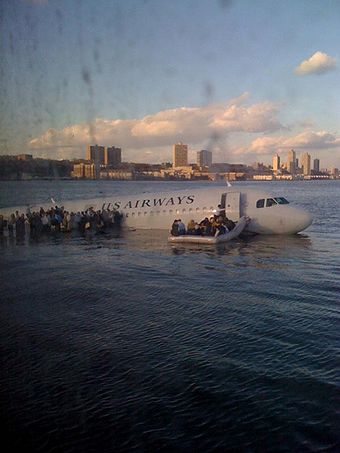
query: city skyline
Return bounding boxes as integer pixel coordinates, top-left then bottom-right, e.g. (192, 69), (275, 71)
(1, 0), (340, 168)
(0, 144), (333, 174)
(73, 144), (337, 173)
(1, 147), (338, 181)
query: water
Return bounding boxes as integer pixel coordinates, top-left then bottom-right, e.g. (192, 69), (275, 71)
(0, 180), (339, 452)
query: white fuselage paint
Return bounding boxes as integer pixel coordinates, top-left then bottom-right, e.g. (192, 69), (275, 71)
(72, 187), (312, 234)
(1, 186), (313, 234)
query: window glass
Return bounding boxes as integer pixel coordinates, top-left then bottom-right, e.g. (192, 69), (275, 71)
(266, 198), (277, 207)
(256, 199), (265, 208)
(274, 197), (290, 205)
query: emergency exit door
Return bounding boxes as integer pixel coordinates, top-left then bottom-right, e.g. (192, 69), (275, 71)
(221, 192), (240, 221)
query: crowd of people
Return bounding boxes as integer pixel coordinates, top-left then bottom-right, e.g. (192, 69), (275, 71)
(0, 205), (123, 239)
(170, 211), (236, 238)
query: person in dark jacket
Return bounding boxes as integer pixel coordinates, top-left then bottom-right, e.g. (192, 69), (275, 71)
(225, 217), (236, 231)
(171, 220), (179, 236)
(0, 215), (5, 235)
(15, 214), (26, 237)
(215, 222), (227, 237)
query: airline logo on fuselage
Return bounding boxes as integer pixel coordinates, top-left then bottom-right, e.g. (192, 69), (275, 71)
(103, 194), (195, 211)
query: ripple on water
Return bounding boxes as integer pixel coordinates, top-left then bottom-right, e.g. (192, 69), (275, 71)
(1, 198), (340, 451)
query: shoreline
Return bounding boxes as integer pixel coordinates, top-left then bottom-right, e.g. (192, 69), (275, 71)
(0, 177), (338, 182)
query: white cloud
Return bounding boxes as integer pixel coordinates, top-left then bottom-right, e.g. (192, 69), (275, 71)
(295, 51), (337, 75)
(210, 101), (283, 133)
(28, 94), (285, 161)
(232, 131), (340, 156)
(28, 95), (340, 165)
(227, 92), (251, 107)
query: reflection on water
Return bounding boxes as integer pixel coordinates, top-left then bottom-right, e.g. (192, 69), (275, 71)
(170, 232), (312, 258)
(0, 227), (312, 256)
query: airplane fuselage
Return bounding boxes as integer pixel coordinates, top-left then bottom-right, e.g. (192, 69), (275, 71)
(87, 186), (313, 234)
(0, 186), (313, 235)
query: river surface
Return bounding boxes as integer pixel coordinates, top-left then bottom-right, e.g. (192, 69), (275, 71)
(0, 180), (339, 452)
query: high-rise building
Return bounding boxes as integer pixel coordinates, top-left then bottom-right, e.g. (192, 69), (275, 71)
(173, 143), (188, 168)
(84, 163), (97, 179)
(313, 158), (320, 174)
(301, 152), (311, 175)
(287, 149), (296, 175)
(72, 163), (96, 179)
(272, 154), (280, 172)
(87, 145), (105, 165)
(197, 149), (212, 168)
(331, 168), (339, 178)
(105, 146), (121, 166)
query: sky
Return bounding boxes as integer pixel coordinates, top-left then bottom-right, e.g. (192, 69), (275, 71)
(1, 0), (340, 168)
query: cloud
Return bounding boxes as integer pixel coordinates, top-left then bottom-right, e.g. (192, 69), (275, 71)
(29, 94), (285, 161)
(210, 100), (283, 133)
(232, 131), (340, 156)
(28, 95), (340, 165)
(295, 51), (337, 75)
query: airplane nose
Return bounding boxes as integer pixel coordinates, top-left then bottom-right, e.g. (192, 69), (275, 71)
(297, 210), (313, 232)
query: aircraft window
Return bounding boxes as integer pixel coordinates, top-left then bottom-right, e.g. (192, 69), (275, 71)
(256, 199), (265, 208)
(144, 212), (148, 215)
(131, 212), (135, 216)
(150, 211), (154, 215)
(210, 206), (214, 210)
(138, 212), (141, 216)
(125, 213), (129, 217)
(203, 207), (207, 211)
(196, 207), (200, 212)
(266, 198), (277, 207)
(163, 210), (167, 213)
(169, 209), (173, 214)
(182, 208), (186, 213)
(189, 208), (193, 212)
(274, 197), (289, 205)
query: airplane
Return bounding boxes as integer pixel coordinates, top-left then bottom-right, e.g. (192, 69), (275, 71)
(68, 185), (313, 235)
(0, 185), (313, 235)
